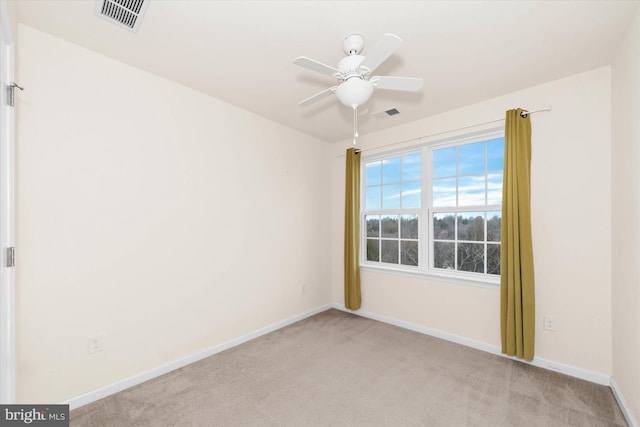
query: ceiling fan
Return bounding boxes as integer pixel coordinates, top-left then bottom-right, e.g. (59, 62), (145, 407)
(293, 33), (423, 143)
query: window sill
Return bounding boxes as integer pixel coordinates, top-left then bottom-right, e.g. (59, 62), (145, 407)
(359, 264), (500, 290)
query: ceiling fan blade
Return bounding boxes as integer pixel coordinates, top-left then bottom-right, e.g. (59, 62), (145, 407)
(298, 86), (337, 107)
(293, 56), (340, 78)
(359, 34), (403, 74)
(370, 76), (423, 92)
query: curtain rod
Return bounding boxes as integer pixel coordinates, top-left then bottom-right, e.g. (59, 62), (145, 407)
(337, 105), (552, 157)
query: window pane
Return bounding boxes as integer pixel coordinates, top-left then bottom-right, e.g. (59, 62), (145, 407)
(458, 142), (485, 175)
(458, 243), (484, 273)
(402, 153), (421, 181)
(432, 146), (456, 178)
(366, 161), (381, 186)
(402, 181), (421, 209)
(366, 215), (380, 238)
(401, 241), (419, 266)
(434, 242), (455, 269)
(381, 215), (399, 238)
(381, 240), (399, 264)
(487, 173), (503, 205)
(382, 184), (401, 209)
(458, 175), (486, 206)
(367, 239), (379, 262)
(401, 214), (418, 239)
(382, 158), (401, 184)
(487, 212), (501, 242)
(487, 138), (504, 171)
(366, 186), (381, 210)
(487, 244), (500, 275)
(432, 178), (456, 207)
(458, 212), (484, 241)
(433, 213), (455, 240)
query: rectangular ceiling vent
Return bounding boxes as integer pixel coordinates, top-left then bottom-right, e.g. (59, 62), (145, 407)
(96, 0), (149, 33)
(373, 108), (400, 120)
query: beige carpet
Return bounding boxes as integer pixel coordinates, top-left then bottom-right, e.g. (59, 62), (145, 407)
(71, 309), (627, 426)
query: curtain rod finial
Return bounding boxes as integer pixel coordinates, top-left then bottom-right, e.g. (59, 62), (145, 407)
(520, 105), (552, 118)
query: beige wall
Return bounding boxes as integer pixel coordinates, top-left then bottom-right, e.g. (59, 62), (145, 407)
(331, 67), (613, 376)
(15, 24), (331, 403)
(3, 0), (17, 38)
(612, 4), (640, 423)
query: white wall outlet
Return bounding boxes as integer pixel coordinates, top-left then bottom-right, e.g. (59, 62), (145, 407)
(543, 315), (557, 332)
(88, 334), (104, 354)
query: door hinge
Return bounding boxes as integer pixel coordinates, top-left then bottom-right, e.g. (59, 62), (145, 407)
(6, 246), (14, 268)
(6, 82), (23, 107)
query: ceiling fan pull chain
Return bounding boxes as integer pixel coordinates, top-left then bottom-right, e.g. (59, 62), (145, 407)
(353, 106), (358, 144)
(353, 106), (360, 145)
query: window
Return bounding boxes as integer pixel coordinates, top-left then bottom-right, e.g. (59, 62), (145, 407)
(364, 153), (421, 266)
(361, 130), (504, 284)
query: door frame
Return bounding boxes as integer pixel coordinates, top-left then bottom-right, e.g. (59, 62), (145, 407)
(0, 0), (15, 404)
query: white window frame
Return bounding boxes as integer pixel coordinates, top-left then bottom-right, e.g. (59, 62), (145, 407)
(360, 128), (504, 288)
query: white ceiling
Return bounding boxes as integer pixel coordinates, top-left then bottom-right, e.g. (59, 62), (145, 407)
(14, 0), (639, 143)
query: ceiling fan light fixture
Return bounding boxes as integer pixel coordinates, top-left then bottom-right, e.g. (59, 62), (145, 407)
(335, 78), (373, 109)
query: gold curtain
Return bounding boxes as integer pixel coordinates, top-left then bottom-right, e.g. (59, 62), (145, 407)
(501, 108), (535, 361)
(344, 148), (361, 310)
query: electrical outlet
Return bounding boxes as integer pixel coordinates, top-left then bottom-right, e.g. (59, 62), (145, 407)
(88, 334), (104, 354)
(543, 315), (557, 332)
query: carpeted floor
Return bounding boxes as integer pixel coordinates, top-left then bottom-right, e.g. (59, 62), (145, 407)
(70, 309), (627, 426)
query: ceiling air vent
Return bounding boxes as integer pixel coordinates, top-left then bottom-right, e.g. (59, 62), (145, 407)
(373, 107), (400, 120)
(96, 0), (149, 33)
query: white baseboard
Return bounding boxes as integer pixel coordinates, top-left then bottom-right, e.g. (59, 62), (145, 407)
(611, 378), (639, 427)
(63, 304), (333, 410)
(330, 303), (611, 385)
